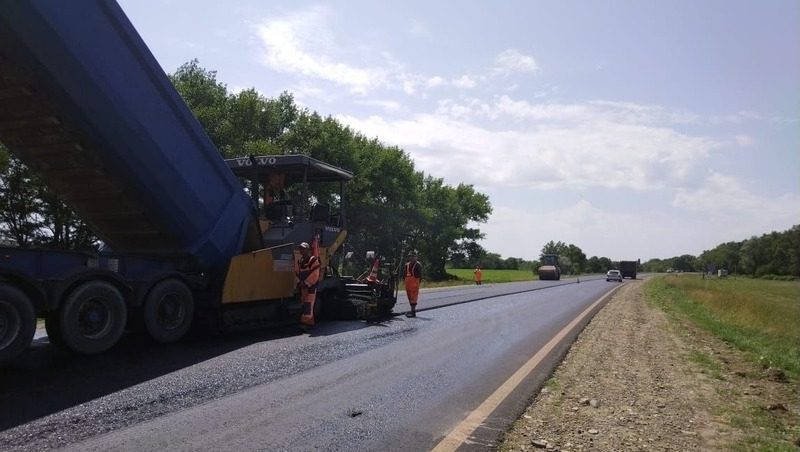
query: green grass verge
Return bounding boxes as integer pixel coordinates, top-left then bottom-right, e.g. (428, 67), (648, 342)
(646, 275), (800, 449)
(645, 276), (800, 378)
(445, 268), (537, 285)
(687, 349), (725, 380)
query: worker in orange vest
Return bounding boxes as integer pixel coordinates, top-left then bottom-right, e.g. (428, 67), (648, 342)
(474, 265), (482, 285)
(296, 242), (321, 331)
(404, 251), (422, 318)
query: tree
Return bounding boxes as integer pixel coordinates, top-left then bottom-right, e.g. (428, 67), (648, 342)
(0, 150), (43, 246)
(168, 60), (495, 281)
(564, 244), (587, 274)
(449, 241), (486, 268)
(541, 240), (567, 258)
(586, 256), (614, 273)
(415, 177), (491, 279)
(343, 139), (422, 273)
(169, 60), (231, 150)
(673, 254), (699, 272)
(36, 188), (97, 250)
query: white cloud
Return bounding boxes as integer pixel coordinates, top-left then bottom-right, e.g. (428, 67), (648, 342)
(426, 76), (446, 88)
(338, 97), (720, 191)
(353, 99), (404, 112)
(493, 49), (540, 74)
(483, 188), (800, 261)
(672, 171), (800, 222)
(452, 75), (477, 89)
(406, 19), (432, 39)
(255, 7), (387, 94)
(734, 134), (754, 147)
(482, 201), (685, 261)
(438, 96), (704, 125)
(288, 82), (336, 103)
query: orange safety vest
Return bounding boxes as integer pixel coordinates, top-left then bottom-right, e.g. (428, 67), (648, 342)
(297, 254), (320, 327)
(404, 261), (421, 280)
(297, 255), (321, 291)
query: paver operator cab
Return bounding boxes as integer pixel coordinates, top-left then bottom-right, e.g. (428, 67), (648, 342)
(221, 155), (352, 312)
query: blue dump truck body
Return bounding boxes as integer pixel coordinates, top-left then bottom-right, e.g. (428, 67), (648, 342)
(0, 0), (258, 270)
(0, 1), (270, 362)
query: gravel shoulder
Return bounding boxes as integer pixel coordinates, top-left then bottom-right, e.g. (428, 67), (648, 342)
(501, 279), (800, 451)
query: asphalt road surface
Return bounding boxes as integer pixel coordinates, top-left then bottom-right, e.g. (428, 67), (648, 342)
(0, 277), (622, 452)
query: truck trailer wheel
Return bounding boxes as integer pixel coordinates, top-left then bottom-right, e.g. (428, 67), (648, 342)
(143, 279), (194, 343)
(0, 284), (36, 363)
(59, 281), (127, 355)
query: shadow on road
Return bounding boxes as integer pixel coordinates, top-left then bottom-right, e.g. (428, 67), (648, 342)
(0, 323), (305, 431)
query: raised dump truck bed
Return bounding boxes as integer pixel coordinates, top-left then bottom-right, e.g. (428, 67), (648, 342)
(0, 0), (264, 363)
(0, 2), (375, 365)
(0, 0), (258, 270)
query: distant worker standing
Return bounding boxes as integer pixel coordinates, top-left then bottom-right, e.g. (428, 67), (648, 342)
(474, 265), (482, 285)
(296, 242), (321, 331)
(404, 251), (422, 318)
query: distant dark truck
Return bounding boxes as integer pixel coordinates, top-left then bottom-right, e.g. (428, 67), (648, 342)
(619, 261), (637, 279)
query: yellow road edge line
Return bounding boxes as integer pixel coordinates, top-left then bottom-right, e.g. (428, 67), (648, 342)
(431, 284), (622, 452)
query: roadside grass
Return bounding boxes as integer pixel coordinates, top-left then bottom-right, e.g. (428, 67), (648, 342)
(646, 275), (800, 449)
(687, 349), (725, 380)
(445, 268), (536, 285)
(414, 269), (595, 289)
(646, 275), (800, 378)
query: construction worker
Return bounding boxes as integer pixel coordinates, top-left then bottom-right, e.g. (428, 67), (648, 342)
(296, 242), (320, 331)
(264, 173), (286, 205)
(404, 251), (422, 317)
(474, 265), (482, 285)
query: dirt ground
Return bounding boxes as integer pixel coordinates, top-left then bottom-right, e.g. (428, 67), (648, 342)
(501, 279), (799, 451)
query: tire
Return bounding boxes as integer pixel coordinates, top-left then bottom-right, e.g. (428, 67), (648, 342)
(143, 279), (194, 343)
(0, 284), (36, 364)
(60, 281), (127, 355)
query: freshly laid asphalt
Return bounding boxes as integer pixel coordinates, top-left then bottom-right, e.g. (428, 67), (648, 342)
(0, 277), (621, 452)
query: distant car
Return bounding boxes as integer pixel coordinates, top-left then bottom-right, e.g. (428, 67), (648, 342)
(606, 270), (623, 282)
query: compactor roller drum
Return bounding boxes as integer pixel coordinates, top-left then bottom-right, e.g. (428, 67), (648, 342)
(537, 254), (561, 281)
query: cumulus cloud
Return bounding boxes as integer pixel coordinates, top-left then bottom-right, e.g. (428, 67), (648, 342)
(493, 49), (540, 74)
(672, 171), (800, 221)
(483, 187), (800, 261)
(481, 202), (679, 260)
(338, 96), (720, 191)
(452, 75), (477, 89)
(353, 99), (404, 112)
(734, 134), (754, 147)
(426, 76), (446, 88)
(256, 7), (388, 94)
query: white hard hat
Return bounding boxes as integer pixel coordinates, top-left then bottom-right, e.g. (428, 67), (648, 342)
(298, 242), (310, 249)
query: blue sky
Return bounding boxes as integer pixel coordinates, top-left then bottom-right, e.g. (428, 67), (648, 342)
(118, 0), (799, 261)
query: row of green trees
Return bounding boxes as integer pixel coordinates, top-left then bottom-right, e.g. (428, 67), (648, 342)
(540, 240), (626, 275)
(449, 240), (622, 275)
(642, 225), (800, 277)
(0, 60), (492, 280)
